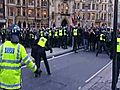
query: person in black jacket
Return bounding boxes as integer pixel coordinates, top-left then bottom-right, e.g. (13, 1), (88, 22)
(31, 33), (53, 77)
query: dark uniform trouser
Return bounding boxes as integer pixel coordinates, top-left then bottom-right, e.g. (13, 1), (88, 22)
(59, 36), (63, 48)
(116, 53), (120, 87)
(63, 36), (67, 49)
(96, 41), (109, 56)
(73, 36), (78, 52)
(35, 48), (51, 74)
(54, 37), (58, 47)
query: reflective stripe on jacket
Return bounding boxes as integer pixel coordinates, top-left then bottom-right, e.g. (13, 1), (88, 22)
(64, 29), (67, 36)
(37, 37), (47, 47)
(49, 30), (52, 36)
(59, 30), (63, 36)
(117, 38), (120, 52)
(40, 31), (44, 36)
(54, 31), (58, 37)
(73, 29), (77, 36)
(100, 34), (105, 41)
(0, 41), (37, 89)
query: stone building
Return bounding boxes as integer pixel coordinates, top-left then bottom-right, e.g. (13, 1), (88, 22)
(0, 0), (6, 28)
(49, 0), (113, 27)
(4, 0), (49, 29)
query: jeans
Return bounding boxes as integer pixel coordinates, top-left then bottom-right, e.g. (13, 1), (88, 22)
(83, 39), (89, 50)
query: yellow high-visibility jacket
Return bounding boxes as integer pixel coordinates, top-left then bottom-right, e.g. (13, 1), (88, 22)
(37, 37), (47, 47)
(117, 38), (120, 52)
(0, 41), (37, 89)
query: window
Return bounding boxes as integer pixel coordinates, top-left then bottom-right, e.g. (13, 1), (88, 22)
(65, 3), (69, 14)
(9, 7), (14, 16)
(88, 4), (91, 10)
(17, 8), (21, 16)
(104, 5), (107, 10)
(101, 13), (104, 20)
(37, 0), (40, 6)
(91, 13), (95, 20)
(87, 13), (90, 20)
(82, 4), (85, 9)
(83, 13), (85, 20)
(23, 8), (25, 16)
(28, 9), (34, 17)
(105, 0), (107, 2)
(74, 3), (76, 9)
(28, 0), (34, 5)
(77, 3), (80, 9)
(17, 0), (21, 5)
(37, 13), (40, 17)
(58, 4), (60, 13)
(92, 4), (95, 10)
(37, 9), (40, 17)
(104, 13), (106, 20)
(52, 12), (54, 20)
(41, 0), (48, 6)
(43, 10), (47, 18)
(102, 5), (103, 10)
(96, 13), (99, 19)
(9, 0), (15, 3)
(23, 0), (26, 5)
(96, 4), (99, 10)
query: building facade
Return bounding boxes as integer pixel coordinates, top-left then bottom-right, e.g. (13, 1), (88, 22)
(0, 0), (6, 28)
(49, 0), (113, 27)
(4, 0), (49, 29)
(49, 0), (74, 27)
(118, 0), (120, 23)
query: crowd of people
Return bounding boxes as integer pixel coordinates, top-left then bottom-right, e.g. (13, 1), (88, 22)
(0, 25), (113, 54)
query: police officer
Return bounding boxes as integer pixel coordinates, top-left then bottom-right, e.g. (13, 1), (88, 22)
(0, 24), (38, 90)
(40, 28), (44, 37)
(53, 28), (58, 47)
(48, 28), (53, 47)
(96, 31), (109, 56)
(63, 27), (68, 49)
(58, 27), (63, 48)
(1, 29), (6, 43)
(29, 30), (35, 48)
(72, 26), (79, 53)
(33, 33), (53, 77)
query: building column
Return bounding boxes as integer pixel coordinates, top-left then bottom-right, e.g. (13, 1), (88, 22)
(21, 21), (23, 28)
(69, 0), (74, 26)
(26, 21), (28, 28)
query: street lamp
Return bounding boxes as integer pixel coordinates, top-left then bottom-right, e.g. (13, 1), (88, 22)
(112, 0), (118, 90)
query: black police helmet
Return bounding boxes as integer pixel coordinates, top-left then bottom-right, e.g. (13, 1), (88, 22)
(8, 24), (20, 43)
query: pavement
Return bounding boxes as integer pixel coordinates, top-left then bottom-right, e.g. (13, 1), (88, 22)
(80, 61), (120, 90)
(80, 61), (112, 90)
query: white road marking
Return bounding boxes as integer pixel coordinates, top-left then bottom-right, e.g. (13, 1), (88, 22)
(78, 86), (81, 90)
(48, 51), (73, 61)
(85, 60), (112, 83)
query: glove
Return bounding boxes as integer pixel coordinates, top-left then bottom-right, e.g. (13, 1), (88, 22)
(50, 49), (53, 53)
